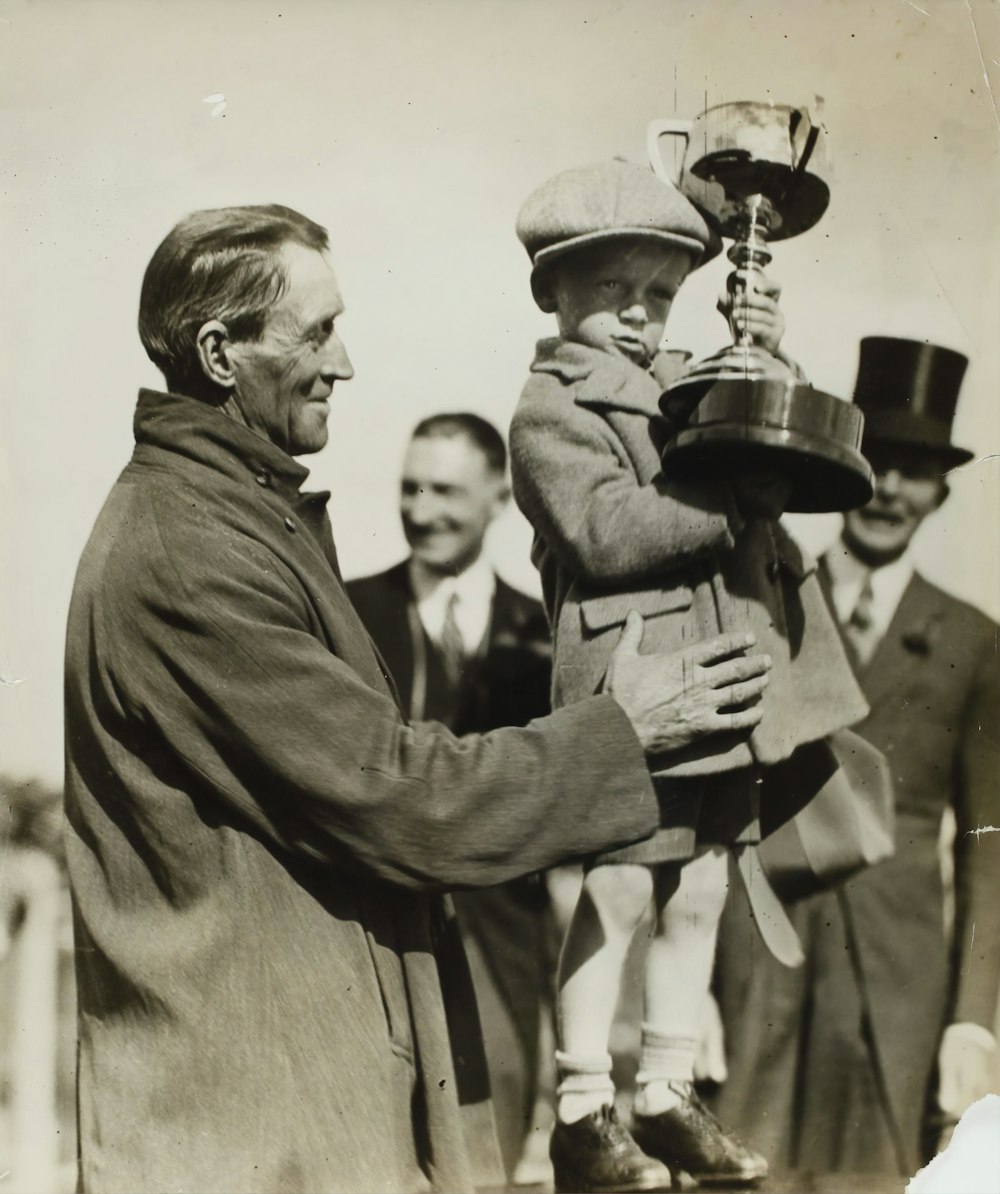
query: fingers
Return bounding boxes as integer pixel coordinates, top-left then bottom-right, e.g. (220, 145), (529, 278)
(717, 675), (769, 707)
(728, 269), (781, 300)
(612, 610), (645, 658)
(716, 703), (765, 732)
(685, 631), (757, 667)
(706, 653), (772, 687)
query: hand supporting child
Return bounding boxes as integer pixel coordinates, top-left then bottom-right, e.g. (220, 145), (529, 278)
(606, 614), (770, 756)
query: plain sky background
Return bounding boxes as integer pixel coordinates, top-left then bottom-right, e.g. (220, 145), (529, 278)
(2, 0), (998, 787)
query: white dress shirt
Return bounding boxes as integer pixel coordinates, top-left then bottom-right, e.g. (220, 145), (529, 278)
(408, 554), (496, 655)
(825, 539), (915, 645)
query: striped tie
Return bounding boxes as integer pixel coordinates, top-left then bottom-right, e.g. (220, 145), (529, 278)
(438, 591), (466, 689)
(844, 573), (878, 665)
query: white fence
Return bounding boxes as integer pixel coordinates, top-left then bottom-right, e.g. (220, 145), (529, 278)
(1, 847), (75, 1194)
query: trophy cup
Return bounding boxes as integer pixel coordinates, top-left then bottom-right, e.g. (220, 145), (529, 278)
(647, 100), (873, 513)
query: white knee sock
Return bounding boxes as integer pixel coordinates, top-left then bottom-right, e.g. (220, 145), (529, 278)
(633, 1026), (698, 1116)
(555, 1050), (614, 1124)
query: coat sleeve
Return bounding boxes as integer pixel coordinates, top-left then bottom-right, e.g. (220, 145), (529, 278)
(107, 506), (659, 892)
(951, 624), (1000, 1028)
(509, 376), (739, 586)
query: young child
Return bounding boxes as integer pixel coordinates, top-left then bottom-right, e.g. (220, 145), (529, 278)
(509, 160), (869, 1193)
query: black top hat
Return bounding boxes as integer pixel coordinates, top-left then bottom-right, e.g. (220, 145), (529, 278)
(852, 336), (973, 466)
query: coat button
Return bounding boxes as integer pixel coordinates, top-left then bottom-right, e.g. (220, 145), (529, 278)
(284, 516), (296, 533)
(255, 471), (270, 487)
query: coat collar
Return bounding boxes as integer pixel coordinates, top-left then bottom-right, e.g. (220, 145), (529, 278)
(132, 388), (323, 507)
(529, 338), (688, 419)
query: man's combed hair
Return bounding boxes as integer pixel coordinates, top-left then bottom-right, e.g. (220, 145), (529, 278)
(138, 204), (329, 392)
(412, 413), (507, 475)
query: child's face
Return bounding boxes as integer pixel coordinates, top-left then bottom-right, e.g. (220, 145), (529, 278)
(546, 240), (693, 367)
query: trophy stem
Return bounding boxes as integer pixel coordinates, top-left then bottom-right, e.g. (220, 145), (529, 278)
(728, 194), (774, 349)
(664, 192), (792, 403)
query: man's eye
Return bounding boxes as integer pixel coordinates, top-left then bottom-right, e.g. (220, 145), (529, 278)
(650, 287), (675, 303)
(315, 318), (335, 341)
(600, 279), (623, 292)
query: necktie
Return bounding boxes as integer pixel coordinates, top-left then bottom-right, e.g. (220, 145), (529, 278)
(844, 573), (878, 665)
(438, 591), (466, 688)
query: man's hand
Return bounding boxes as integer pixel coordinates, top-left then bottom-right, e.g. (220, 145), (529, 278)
(606, 612), (770, 756)
(717, 269), (785, 355)
(936, 1022), (997, 1121)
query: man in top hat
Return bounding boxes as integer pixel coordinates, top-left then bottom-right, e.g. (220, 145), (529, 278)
(711, 336), (1000, 1175)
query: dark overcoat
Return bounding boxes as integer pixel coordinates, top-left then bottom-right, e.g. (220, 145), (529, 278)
(346, 562), (555, 1177)
(714, 568), (1000, 1174)
(63, 389), (661, 1194)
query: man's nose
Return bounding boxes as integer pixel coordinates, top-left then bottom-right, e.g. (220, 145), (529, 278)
(319, 334), (354, 382)
(404, 489), (437, 526)
(875, 468), (902, 498)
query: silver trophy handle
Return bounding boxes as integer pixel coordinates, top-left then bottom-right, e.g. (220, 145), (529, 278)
(646, 118), (692, 187)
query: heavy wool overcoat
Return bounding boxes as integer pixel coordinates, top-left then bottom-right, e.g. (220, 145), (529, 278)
(509, 339), (868, 780)
(714, 568), (1000, 1174)
(346, 562), (554, 1178)
(63, 389), (661, 1194)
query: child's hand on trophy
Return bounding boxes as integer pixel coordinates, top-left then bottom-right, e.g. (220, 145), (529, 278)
(717, 269), (785, 354)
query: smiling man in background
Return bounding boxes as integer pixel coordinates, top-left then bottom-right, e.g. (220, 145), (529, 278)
(348, 414), (555, 1181)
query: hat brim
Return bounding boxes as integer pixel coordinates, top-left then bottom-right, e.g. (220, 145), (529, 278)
(860, 409), (974, 468)
(531, 226), (717, 276)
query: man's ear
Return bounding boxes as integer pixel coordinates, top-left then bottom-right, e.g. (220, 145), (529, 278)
(494, 478), (511, 514)
(195, 320), (237, 389)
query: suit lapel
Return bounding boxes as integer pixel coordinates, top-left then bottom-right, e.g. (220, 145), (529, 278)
(858, 574), (943, 709)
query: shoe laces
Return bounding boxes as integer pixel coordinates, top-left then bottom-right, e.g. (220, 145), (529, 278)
(667, 1081), (724, 1130)
(596, 1103), (631, 1143)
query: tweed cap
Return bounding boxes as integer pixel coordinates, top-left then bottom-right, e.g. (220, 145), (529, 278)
(516, 159), (721, 276)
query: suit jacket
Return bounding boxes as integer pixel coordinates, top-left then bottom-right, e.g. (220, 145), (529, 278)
(346, 562), (552, 736)
(833, 568), (1000, 1126)
(509, 337), (868, 776)
(64, 389), (660, 1194)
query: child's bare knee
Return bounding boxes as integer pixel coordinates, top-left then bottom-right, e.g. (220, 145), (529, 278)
(665, 848), (730, 925)
(583, 863), (653, 929)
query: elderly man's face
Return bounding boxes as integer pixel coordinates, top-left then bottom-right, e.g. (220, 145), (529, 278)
(228, 244), (354, 455)
(400, 435), (508, 575)
(843, 443), (948, 566)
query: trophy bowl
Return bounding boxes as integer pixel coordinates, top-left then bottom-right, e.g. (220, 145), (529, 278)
(649, 100), (832, 241)
(662, 378), (874, 513)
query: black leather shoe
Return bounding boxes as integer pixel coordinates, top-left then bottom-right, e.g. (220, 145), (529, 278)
(550, 1104), (677, 1193)
(631, 1083), (768, 1187)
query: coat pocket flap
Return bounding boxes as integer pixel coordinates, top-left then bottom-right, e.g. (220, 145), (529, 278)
(579, 584), (693, 632)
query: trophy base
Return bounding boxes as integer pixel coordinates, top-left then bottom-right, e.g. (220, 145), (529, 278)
(666, 344), (797, 402)
(661, 376), (874, 514)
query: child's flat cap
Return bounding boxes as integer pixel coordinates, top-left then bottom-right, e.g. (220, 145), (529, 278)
(516, 159), (720, 273)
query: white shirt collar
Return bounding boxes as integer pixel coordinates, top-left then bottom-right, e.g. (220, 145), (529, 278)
(408, 554), (496, 652)
(826, 538), (915, 642)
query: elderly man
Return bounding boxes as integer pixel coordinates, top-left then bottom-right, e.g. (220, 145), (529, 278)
(348, 413), (554, 1180)
(64, 204), (771, 1194)
(712, 337), (1000, 1176)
